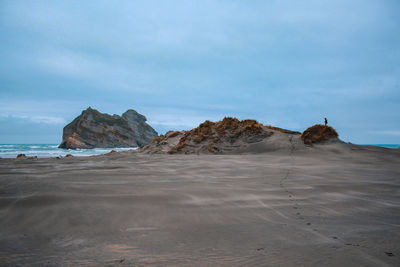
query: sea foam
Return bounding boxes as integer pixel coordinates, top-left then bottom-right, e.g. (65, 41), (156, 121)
(0, 144), (136, 158)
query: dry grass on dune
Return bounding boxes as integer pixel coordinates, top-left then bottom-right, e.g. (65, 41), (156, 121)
(168, 117), (267, 154)
(141, 117), (303, 154)
(145, 131), (180, 145)
(301, 124), (339, 144)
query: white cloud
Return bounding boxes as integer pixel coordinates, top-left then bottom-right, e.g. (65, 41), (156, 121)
(0, 114), (66, 125)
(29, 116), (66, 124)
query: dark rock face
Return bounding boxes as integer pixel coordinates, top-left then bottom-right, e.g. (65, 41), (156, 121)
(59, 107), (157, 149)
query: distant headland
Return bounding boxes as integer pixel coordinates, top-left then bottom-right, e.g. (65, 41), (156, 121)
(59, 107), (157, 149)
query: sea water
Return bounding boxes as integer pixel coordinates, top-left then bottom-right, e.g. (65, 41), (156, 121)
(365, 144), (400, 149)
(0, 144), (136, 158)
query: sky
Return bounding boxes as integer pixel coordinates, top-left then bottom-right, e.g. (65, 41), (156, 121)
(0, 0), (399, 144)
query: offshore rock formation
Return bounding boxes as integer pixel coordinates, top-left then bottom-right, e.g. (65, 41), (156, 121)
(59, 107), (157, 149)
(140, 117), (302, 154)
(301, 125), (339, 144)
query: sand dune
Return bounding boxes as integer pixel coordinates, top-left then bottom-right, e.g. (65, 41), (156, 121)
(0, 143), (399, 266)
(140, 117), (304, 154)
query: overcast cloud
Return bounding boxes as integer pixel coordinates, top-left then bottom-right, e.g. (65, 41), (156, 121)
(0, 0), (399, 143)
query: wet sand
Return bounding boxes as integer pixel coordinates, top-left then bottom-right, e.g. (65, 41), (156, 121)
(0, 144), (399, 266)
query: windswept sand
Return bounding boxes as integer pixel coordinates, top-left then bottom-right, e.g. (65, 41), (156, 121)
(0, 143), (399, 266)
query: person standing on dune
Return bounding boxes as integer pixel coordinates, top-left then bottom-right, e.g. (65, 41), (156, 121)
(324, 118), (328, 126)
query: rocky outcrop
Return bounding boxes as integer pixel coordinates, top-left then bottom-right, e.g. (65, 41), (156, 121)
(16, 154), (37, 159)
(140, 117), (301, 154)
(59, 107), (157, 149)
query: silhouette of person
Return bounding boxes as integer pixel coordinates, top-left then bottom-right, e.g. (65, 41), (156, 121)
(324, 118), (328, 126)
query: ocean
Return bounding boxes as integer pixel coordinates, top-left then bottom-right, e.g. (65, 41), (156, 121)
(364, 144), (400, 149)
(0, 144), (136, 158)
(0, 144), (398, 158)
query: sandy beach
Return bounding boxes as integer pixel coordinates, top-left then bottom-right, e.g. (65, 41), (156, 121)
(0, 143), (399, 266)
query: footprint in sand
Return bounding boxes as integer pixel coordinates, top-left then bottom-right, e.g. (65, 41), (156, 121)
(345, 243), (360, 247)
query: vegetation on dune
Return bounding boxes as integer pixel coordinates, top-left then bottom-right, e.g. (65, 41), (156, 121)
(168, 117), (267, 154)
(165, 131), (181, 138)
(141, 117), (302, 154)
(301, 124), (338, 144)
(139, 130), (183, 152)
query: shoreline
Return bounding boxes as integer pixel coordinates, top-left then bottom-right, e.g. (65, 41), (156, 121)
(0, 142), (399, 160)
(0, 145), (138, 159)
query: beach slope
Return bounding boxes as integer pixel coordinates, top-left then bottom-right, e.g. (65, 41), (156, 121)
(0, 144), (399, 266)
